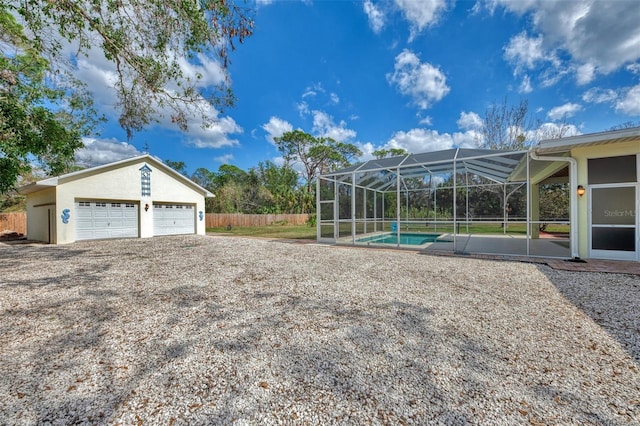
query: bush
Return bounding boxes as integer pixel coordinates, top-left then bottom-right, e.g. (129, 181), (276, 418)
(306, 213), (317, 227)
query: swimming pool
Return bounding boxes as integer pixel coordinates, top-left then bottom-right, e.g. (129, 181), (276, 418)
(357, 232), (441, 245)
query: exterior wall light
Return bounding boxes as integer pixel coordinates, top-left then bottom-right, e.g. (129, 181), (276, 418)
(145, 203), (150, 211)
(577, 185), (586, 197)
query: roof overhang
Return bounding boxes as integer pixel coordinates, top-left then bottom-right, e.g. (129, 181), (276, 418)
(535, 126), (640, 155)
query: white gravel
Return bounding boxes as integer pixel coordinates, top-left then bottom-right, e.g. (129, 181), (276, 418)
(0, 235), (639, 425)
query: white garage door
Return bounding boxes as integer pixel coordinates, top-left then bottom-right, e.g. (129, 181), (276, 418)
(153, 204), (195, 236)
(75, 201), (139, 241)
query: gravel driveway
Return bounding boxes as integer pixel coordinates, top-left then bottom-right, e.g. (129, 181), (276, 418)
(1, 235), (639, 425)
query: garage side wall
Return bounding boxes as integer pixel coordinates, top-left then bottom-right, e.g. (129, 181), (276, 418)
(26, 187), (56, 243)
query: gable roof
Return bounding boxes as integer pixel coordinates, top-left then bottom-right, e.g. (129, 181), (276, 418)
(18, 154), (214, 197)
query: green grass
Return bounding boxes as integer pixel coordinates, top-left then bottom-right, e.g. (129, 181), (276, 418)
(207, 221), (570, 241)
(207, 224), (317, 239)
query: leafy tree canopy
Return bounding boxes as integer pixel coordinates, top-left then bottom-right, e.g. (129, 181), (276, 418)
(273, 130), (362, 194)
(0, 0), (253, 193)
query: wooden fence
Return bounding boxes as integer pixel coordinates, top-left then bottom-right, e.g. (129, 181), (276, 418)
(206, 213), (310, 228)
(0, 212), (27, 235)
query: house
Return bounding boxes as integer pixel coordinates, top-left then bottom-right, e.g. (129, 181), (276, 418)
(317, 126), (640, 261)
(19, 155), (213, 244)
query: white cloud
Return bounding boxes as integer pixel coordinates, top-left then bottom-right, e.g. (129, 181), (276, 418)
(503, 32), (546, 74)
(457, 111), (483, 131)
(75, 137), (142, 167)
(452, 130), (482, 148)
(214, 154), (235, 163)
(528, 122), (581, 141)
(311, 110), (357, 141)
(519, 75), (533, 93)
(582, 87), (618, 104)
(616, 84), (640, 115)
(297, 101), (310, 117)
(62, 35), (241, 150)
(547, 103), (582, 120)
(387, 49), (450, 110)
(575, 63), (595, 85)
(493, 0), (640, 82)
(627, 63), (640, 74)
(418, 115), (432, 126)
(363, 0), (385, 34)
(385, 128), (454, 153)
(180, 104), (243, 149)
(330, 92), (340, 104)
(262, 116), (293, 144)
(394, 0), (447, 41)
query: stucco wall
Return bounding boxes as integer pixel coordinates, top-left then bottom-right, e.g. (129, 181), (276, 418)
(26, 187), (56, 243)
(53, 159), (206, 244)
(571, 140), (640, 259)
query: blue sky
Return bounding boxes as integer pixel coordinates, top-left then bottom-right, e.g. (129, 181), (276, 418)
(74, 0), (640, 175)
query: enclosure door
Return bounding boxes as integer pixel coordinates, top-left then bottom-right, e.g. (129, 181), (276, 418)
(318, 200), (337, 242)
(589, 184), (638, 260)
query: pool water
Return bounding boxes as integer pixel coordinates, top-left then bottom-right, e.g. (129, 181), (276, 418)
(357, 232), (441, 245)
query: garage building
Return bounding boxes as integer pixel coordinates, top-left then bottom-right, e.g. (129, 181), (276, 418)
(19, 155), (213, 244)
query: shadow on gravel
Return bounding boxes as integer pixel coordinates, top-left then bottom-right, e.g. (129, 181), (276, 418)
(2, 238), (638, 424)
(538, 265), (640, 364)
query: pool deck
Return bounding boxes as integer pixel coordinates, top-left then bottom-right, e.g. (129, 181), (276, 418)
(333, 232), (640, 275)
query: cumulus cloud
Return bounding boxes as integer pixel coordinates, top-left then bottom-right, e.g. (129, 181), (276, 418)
(385, 128), (454, 153)
(457, 111), (483, 131)
(394, 0), (447, 41)
(503, 32), (547, 74)
(547, 103), (582, 120)
(616, 84), (640, 115)
(387, 49), (450, 110)
(330, 92), (340, 104)
(493, 0), (640, 83)
(363, 0), (385, 33)
(262, 116), (293, 144)
(75, 137), (142, 167)
(311, 111), (357, 141)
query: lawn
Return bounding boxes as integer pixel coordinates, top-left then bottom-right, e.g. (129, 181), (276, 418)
(207, 222), (570, 240)
(207, 223), (316, 239)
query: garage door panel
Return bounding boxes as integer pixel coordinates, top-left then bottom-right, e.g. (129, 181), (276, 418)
(75, 201), (139, 241)
(153, 203), (195, 236)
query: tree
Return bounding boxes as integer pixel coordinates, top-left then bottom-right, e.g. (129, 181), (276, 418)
(372, 148), (408, 159)
(0, 11), (86, 193)
(254, 160), (300, 213)
(164, 160), (188, 176)
(273, 130), (362, 195)
(1, 1), (253, 193)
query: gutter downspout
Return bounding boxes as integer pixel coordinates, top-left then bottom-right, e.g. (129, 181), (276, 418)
(529, 150), (580, 259)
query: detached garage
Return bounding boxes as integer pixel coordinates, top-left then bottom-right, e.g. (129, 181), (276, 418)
(19, 155), (213, 244)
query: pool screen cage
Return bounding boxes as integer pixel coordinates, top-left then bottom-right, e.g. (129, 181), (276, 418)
(317, 148), (575, 259)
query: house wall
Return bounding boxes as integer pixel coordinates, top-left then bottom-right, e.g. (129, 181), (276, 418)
(54, 159), (206, 244)
(571, 140), (640, 259)
(26, 187), (56, 243)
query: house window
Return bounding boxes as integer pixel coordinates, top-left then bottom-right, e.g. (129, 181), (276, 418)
(111, 203), (121, 207)
(140, 164), (152, 196)
(125, 203), (135, 208)
(95, 202), (107, 207)
(78, 201), (91, 207)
